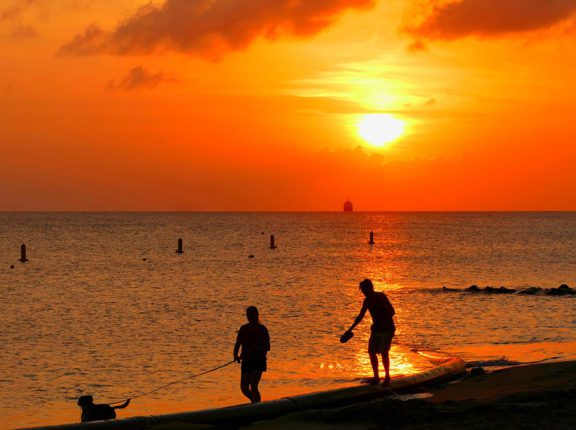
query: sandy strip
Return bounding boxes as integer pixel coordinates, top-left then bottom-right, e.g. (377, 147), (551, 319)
(244, 361), (576, 430)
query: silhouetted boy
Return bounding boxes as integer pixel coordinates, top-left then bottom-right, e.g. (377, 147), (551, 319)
(233, 306), (270, 403)
(344, 279), (395, 385)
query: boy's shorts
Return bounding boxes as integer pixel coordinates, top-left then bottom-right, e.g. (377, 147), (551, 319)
(368, 330), (394, 354)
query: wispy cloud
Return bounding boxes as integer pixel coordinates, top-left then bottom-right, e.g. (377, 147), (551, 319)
(59, 0), (375, 59)
(0, 6), (21, 23)
(0, 1), (41, 23)
(0, 0), (41, 39)
(11, 23), (39, 39)
(406, 39), (428, 53)
(106, 66), (178, 92)
(409, 0), (576, 39)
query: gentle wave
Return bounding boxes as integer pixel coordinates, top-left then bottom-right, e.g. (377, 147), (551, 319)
(467, 356), (563, 368)
(419, 285), (576, 296)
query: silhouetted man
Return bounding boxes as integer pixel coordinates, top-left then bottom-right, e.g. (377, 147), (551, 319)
(344, 279), (395, 386)
(234, 306), (270, 403)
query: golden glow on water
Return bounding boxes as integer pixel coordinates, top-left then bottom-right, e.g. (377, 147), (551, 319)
(254, 346), (436, 406)
(351, 345), (431, 379)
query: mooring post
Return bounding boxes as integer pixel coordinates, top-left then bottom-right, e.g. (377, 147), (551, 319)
(270, 235), (277, 249)
(369, 231), (375, 245)
(176, 238), (183, 254)
(19, 244), (29, 262)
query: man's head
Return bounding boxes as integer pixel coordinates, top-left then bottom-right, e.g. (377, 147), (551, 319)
(359, 279), (374, 297)
(246, 306), (259, 323)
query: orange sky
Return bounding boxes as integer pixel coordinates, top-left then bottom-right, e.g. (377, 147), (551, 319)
(1, 0), (575, 211)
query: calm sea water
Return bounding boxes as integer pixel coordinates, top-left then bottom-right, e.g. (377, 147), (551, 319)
(1, 212), (575, 428)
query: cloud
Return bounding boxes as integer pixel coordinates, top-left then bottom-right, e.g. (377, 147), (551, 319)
(59, 0), (375, 59)
(106, 66), (178, 92)
(0, 7), (21, 23)
(406, 39), (428, 53)
(0, 1), (41, 22)
(60, 25), (108, 55)
(409, 0), (576, 39)
(11, 24), (39, 39)
(1, 1), (42, 39)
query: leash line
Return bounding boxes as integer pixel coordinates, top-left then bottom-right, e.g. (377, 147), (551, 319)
(106, 360), (236, 405)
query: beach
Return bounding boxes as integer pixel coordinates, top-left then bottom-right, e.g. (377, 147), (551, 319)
(246, 361), (576, 430)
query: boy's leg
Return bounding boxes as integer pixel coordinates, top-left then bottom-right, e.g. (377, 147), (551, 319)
(367, 334), (380, 384)
(249, 371), (263, 403)
(381, 332), (393, 386)
(369, 352), (380, 382)
(240, 372), (252, 401)
(382, 351), (391, 385)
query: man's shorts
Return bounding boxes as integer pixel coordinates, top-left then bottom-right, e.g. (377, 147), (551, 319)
(368, 330), (395, 354)
(241, 353), (267, 373)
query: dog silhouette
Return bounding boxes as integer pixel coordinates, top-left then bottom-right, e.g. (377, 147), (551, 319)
(77, 395), (130, 422)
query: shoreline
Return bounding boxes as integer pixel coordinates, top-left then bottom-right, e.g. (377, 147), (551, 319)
(17, 354), (465, 430)
(12, 359), (576, 429)
(243, 360), (576, 430)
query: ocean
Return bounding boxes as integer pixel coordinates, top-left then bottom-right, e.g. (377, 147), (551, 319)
(1, 212), (575, 428)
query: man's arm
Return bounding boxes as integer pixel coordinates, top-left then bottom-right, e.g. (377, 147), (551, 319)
(347, 301), (368, 332)
(264, 326), (270, 352)
(233, 329), (242, 362)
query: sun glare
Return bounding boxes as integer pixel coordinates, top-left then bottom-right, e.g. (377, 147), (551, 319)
(357, 114), (405, 147)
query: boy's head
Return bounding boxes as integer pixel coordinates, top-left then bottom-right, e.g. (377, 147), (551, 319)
(359, 279), (374, 296)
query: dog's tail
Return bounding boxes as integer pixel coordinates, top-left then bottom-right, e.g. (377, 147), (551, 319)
(111, 399), (131, 410)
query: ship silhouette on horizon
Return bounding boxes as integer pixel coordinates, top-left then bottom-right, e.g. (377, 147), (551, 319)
(343, 199), (353, 212)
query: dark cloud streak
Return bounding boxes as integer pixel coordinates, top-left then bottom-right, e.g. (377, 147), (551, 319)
(59, 0), (375, 59)
(106, 66), (178, 92)
(410, 0), (576, 39)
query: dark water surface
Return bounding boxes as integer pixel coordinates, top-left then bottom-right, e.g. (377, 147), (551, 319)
(1, 212), (575, 427)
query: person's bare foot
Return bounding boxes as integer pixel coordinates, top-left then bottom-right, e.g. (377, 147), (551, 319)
(381, 376), (391, 387)
(362, 377), (380, 385)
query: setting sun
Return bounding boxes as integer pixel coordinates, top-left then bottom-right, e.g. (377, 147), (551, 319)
(357, 114), (406, 147)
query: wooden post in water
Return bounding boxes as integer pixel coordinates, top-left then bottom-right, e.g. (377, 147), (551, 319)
(368, 231), (375, 245)
(19, 244), (29, 262)
(270, 235), (277, 249)
(176, 238), (183, 254)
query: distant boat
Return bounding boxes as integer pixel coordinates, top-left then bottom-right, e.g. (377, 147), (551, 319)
(343, 200), (353, 212)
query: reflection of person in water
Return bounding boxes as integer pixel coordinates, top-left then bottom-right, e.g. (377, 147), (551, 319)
(345, 279), (396, 386)
(77, 396), (130, 422)
(234, 306), (270, 403)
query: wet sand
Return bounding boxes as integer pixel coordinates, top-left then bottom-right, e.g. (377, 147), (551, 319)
(245, 361), (576, 430)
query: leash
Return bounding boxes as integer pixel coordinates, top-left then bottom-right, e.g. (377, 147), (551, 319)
(105, 360), (236, 405)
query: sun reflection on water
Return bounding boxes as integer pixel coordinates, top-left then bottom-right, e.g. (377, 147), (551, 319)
(351, 345), (434, 379)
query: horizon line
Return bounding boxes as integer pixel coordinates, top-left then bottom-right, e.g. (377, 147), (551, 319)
(1, 210), (576, 214)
